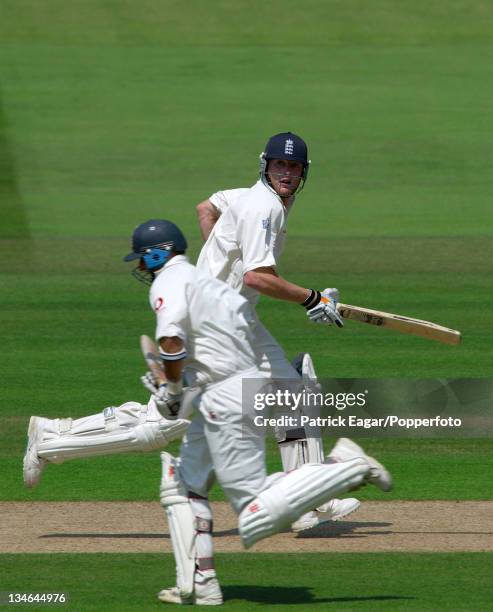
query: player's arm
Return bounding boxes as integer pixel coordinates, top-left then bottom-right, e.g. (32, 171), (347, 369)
(244, 267), (343, 327)
(154, 336), (186, 418)
(239, 201), (342, 326)
(243, 266), (310, 303)
(197, 199), (221, 241)
(159, 336), (185, 383)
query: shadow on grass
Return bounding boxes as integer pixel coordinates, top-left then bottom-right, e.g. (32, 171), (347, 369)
(40, 533), (167, 539)
(223, 585), (415, 605)
(40, 521), (395, 540)
(296, 520), (392, 539)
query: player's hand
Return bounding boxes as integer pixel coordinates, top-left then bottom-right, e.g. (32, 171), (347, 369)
(307, 288), (344, 327)
(141, 371), (159, 394)
(153, 383), (183, 419)
(321, 287), (340, 303)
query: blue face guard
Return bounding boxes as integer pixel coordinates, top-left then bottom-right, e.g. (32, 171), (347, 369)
(132, 247), (173, 285)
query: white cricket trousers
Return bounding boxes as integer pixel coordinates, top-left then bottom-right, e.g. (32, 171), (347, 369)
(179, 367), (268, 513)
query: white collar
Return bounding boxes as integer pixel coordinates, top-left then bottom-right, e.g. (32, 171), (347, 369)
(255, 179), (296, 211)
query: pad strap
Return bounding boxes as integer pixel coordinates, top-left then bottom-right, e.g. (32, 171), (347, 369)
(197, 557), (215, 571)
(103, 407), (119, 432)
(195, 517), (213, 533)
(58, 418), (72, 434)
(278, 427), (306, 442)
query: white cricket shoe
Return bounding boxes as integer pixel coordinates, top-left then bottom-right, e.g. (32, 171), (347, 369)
(328, 438), (393, 492)
(291, 511), (323, 532)
(317, 497), (361, 519)
(157, 577), (223, 606)
(23, 416), (49, 488)
(292, 498), (361, 532)
(157, 586), (191, 604)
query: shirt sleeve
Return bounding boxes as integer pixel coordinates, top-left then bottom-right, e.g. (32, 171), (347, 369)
(150, 277), (188, 343)
(237, 199), (283, 274)
(209, 190), (230, 214)
(209, 188), (249, 214)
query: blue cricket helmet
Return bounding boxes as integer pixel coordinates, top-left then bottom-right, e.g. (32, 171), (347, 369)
(124, 219), (187, 284)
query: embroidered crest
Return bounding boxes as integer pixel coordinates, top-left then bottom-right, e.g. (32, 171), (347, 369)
(262, 218), (271, 230)
(284, 139), (294, 155)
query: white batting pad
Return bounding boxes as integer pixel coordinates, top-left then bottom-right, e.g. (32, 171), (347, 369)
(277, 353), (324, 471)
(238, 459), (369, 548)
(160, 452), (196, 598)
(37, 408), (189, 463)
(301, 353), (325, 462)
(301, 353), (321, 393)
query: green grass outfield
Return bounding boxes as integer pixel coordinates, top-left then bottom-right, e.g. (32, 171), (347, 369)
(1, 1), (492, 610)
(2, 436), (492, 502)
(1, 553), (492, 611)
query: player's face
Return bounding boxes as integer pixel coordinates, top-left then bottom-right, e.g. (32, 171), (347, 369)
(267, 159), (303, 198)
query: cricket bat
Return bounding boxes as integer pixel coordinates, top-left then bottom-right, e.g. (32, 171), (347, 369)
(140, 334), (167, 385)
(335, 303), (461, 345)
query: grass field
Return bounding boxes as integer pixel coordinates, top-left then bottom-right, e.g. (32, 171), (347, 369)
(2, 553), (492, 611)
(1, 1), (492, 609)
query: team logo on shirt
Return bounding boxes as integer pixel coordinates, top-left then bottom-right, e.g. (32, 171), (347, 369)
(262, 218), (271, 230)
(284, 139), (294, 155)
(154, 297), (165, 312)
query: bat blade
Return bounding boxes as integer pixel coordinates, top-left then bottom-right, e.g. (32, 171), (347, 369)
(140, 334), (166, 385)
(336, 303), (461, 345)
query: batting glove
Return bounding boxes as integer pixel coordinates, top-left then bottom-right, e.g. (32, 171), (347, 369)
(153, 381), (183, 419)
(141, 371), (159, 394)
(306, 288), (344, 327)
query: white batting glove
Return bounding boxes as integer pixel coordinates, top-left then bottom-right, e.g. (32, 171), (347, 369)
(322, 287), (340, 303)
(141, 371), (159, 394)
(153, 381), (183, 419)
(306, 288), (344, 327)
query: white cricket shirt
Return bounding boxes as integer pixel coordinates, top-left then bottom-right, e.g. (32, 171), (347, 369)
(197, 181), (291, 305)
(150, 256), (257, 385)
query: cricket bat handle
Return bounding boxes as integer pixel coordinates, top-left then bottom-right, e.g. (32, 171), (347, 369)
(140, 335), (167, 386)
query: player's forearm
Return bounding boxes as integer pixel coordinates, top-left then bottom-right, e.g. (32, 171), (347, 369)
(159, 337), (185, 383)
(243, 268), (310, 304)
(197, 199), (220, 241)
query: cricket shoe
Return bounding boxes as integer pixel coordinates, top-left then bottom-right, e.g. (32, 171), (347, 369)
(157, 577), (223, 606)
(292, 498), (361, 532)
(327, 438), (393, 492)
(23, 416), (49, 488)
(317, 497), (361, 519)
(292, 511), (329, 532)
(157, 586), (192, 605)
